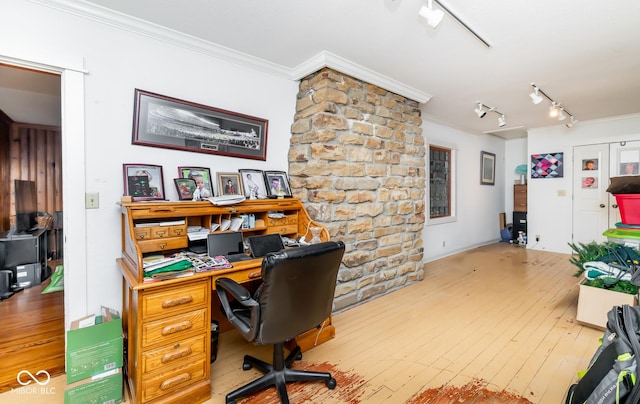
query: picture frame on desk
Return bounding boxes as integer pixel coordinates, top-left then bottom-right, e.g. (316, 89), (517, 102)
(132, 89), (269, 161)
(239, 169), (268, 199)
(123, 164), (165, 201)
(174, 178), (196, 200)
(217, 172), (243, 196)
(178, 166), (214, 200)
(264, 170), (292, 197)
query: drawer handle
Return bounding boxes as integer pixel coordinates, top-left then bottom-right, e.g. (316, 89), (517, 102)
(137, 234), (146, 240)
(174, 229), (184, 235)
(162, 320), (193, 336)
(160, 372), (192, 391)
(155, 230), (167, 237)
(150, 207), (176, 213)
(161, 347), (193, 363)
(162, 296), (193, 308)
(158, 242), (167, 249)
(248, 271), (261, 279)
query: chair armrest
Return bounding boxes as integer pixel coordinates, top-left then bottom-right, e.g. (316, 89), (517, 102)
(216, 277), (252, 301)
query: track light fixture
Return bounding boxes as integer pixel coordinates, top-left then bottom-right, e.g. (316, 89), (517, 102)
(475, 101), (506, 127)
(530, 83), (577, 128)
(419, 0), (444, 28)
(419, 0), (491, 48)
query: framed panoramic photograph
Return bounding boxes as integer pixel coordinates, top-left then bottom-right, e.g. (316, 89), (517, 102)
(123, 164), (165, 200)
(216, 172), (243, 196)
(178, 166), (213, 200)
(480, 151), (495, 185)
(132, 89), (269, 160)
(239, 169), (268, 199)
(174, 178), (196, 200)
(264, 170), (292, 197)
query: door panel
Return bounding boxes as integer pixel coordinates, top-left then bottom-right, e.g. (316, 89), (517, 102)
(573, 144), (609, 243)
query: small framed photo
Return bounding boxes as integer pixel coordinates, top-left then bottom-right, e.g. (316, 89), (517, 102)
(264, 171), (292, 197)
(174, 178), (196, 200)
(123, 164), (165, 201)
(217, 172), (243, 196)
(239, 169), (268, 199)
(178, 166), (213, 200)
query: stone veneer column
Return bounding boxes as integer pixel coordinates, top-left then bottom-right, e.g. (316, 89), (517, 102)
(289, 67), (426, 311)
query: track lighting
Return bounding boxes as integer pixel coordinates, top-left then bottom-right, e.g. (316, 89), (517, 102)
(474, 101), (487, 118)
(418, 0), (491, 48)
(530, 83), (577, 127)
(419, 0), (444, 28)
(475, 101), (506, 128)
(529, 85), (543, 104)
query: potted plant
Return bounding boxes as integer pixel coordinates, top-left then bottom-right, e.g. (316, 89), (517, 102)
(568, 241), (640, 329)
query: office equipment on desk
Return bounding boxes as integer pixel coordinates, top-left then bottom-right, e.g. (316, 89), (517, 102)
(207, 231), (253, 262)
(247, 233), (285, 258)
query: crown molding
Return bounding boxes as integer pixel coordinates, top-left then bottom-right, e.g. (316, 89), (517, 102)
(31, 0), (431, 103)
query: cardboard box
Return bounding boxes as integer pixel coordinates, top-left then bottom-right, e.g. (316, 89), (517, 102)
(66, 307), (123, 383)
(576, 282), (637, 330)
(65, 368), (123, 404)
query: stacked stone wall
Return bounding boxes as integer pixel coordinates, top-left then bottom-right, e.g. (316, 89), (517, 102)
(289, 68), (426, 311)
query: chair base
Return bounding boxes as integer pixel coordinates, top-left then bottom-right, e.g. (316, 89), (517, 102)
(226, 343), (336, 404)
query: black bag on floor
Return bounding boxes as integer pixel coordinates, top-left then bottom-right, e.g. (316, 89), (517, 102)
(566, 305), (640, 404)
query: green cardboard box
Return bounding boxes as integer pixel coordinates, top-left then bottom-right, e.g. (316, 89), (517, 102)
(64, 368), (123, 404)
(66, 307), (123, 383)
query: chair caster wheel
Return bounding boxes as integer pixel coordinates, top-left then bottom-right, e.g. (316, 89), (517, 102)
(242, 362), (252, 371)
(326, 377), (337, 389)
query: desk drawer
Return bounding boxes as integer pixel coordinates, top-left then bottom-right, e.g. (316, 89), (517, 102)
(266, 225), (297, 235)
(142, 358), (207, 402)
(142, 281), (208, 318)
(142, 308), (208, 348)
(142, 334), (207, 374)
(138, 237), (187, 253)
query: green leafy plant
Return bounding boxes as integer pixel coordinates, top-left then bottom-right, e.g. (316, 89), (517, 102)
(582, 278), (638, 295)
(568, 241), (617, 277)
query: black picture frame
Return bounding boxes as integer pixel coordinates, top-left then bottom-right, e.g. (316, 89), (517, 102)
(123, 164), (165, 201)
(480, 151), (495, 186)
(174, 178), (196, 201)
(132, 89), (269, 160)
(239, 169), (268, 199)
(264, 170), (292, 197)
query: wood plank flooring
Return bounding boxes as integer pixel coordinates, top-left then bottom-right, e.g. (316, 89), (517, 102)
(0, 243), (604, 403)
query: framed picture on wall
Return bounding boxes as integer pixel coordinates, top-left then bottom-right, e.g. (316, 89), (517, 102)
(132, 89), (269, 160)
(480, 151), (495, 185)
(123, 164), (165, 201)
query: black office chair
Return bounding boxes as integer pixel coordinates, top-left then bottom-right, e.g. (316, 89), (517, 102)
(216, 241), (346, 404)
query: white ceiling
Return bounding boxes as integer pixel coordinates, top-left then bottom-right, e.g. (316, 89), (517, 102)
(4, 0), (640, 138)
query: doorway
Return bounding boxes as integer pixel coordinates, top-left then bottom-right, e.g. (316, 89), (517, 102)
(572, 141), (640, 244)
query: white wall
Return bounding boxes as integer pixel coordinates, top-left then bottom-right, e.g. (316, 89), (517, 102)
(504, 137), (528, 222)
(527, 114), (640, 254)
(1, 0), (298, 324)
(422, 120), (506, 262)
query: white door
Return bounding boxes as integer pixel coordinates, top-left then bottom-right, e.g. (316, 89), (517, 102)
(573, 144), (610, 243)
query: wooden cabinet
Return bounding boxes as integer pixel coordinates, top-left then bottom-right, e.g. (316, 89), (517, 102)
(118, 199), (332, 404)
(514, 184), (527, 212)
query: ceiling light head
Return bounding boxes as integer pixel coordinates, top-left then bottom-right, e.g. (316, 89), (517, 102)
(549, 102), (560, 118)
(557, 108), (566, 121)
(419, 0), (444, 28)
(498, 114), (506, 127)
(566, 116), (577, 128)
(474, 102), (486, 118)
(529, 86), (543, 104)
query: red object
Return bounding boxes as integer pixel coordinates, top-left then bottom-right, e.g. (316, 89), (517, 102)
(615, 194), (640, 225)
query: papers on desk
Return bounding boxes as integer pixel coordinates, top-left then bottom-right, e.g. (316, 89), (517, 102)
(207, 195), (246, 206)
(187, 226), (210, 241)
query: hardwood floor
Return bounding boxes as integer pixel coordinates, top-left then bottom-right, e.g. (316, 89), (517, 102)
(0, 243), (603, 403)
(0, 265), (65, 395)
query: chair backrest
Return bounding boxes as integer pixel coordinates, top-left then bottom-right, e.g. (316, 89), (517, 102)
(256, 241), (345, 344)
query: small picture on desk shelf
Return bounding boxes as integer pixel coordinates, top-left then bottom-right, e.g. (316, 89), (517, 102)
(217, 172), (243, 196)
(123, 164), (165, 201)
(174, 178), (196, 200)
(239, 169), (268, 199)
(264, 171), (291, 197)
